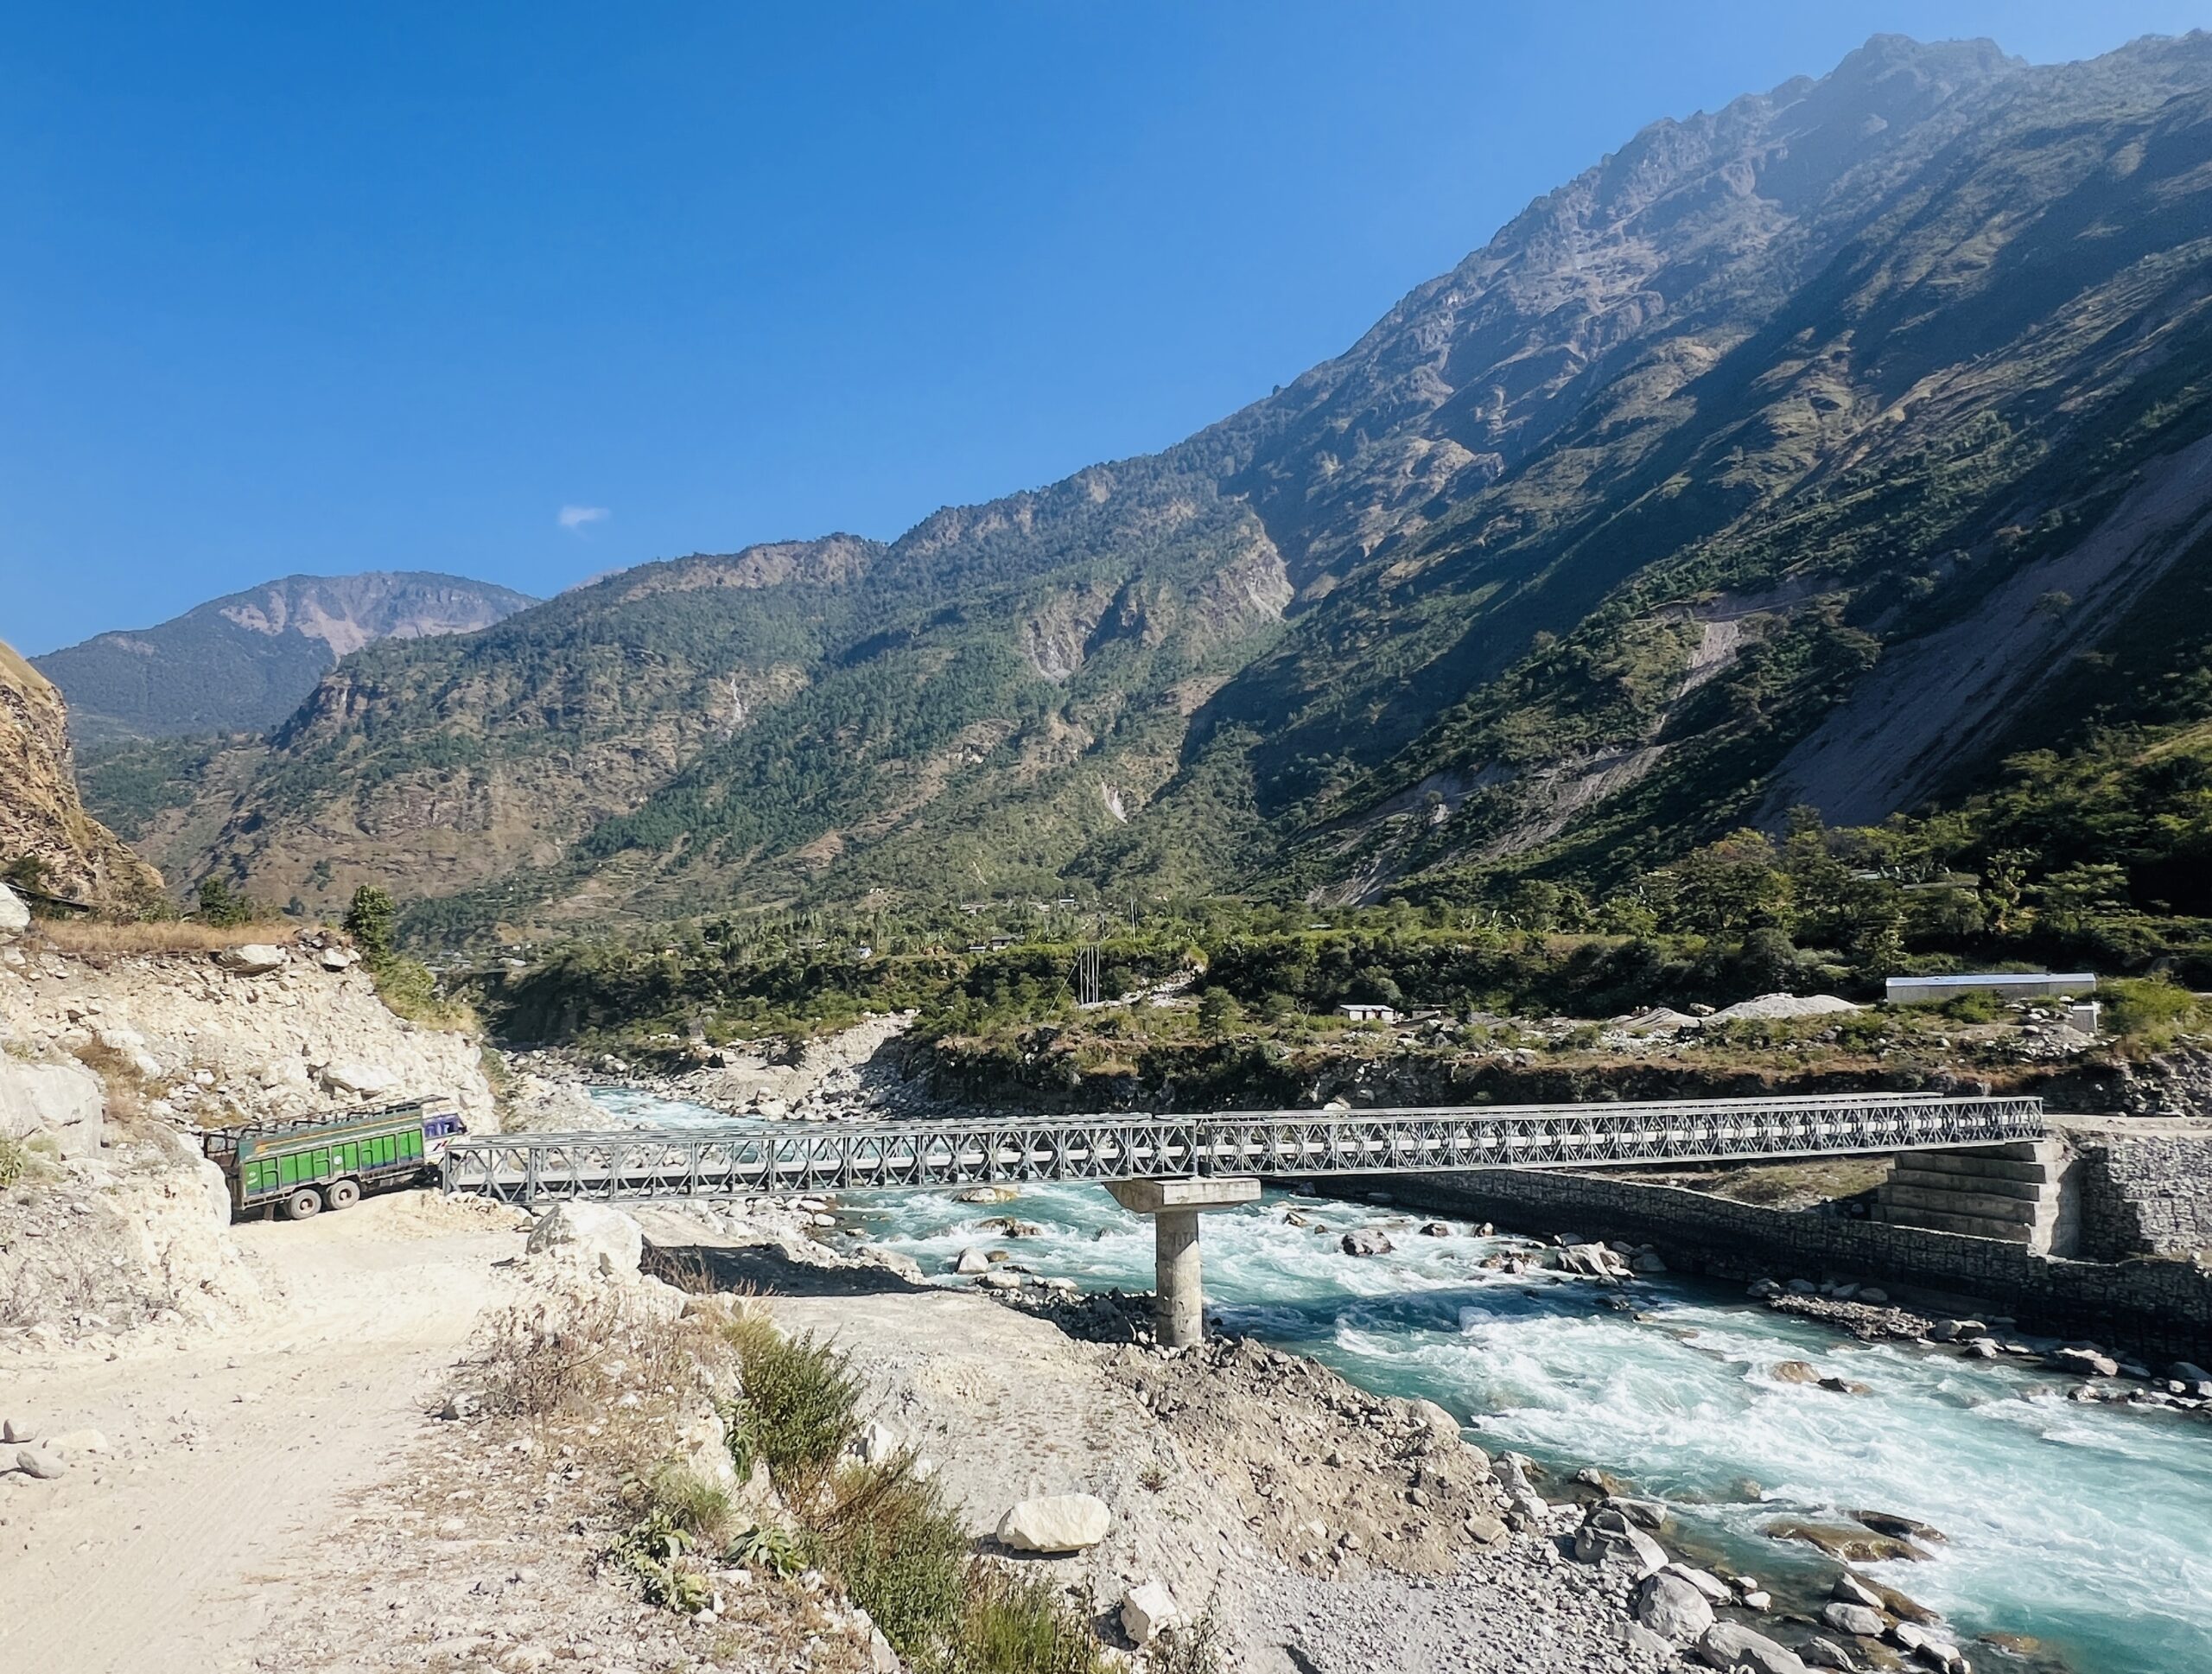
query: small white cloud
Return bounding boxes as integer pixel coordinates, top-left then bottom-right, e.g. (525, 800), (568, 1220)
(558, 505), (610, 531)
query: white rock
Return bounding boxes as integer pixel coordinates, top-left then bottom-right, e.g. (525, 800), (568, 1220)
(855, 1419), (903, 1465)
(1119, 1580), (1179, 1645)
(524, 1202), (644, 1278)
(997, 1493), (1111, 1553)
(1637, 1572), (1715, 1642)
(1833, 1574), (1884, 1609)
(0, 1055), (105, 1160)
(0, 883), (29, 937)
(318, 947), (356, 971)
(1697, 1622), (1809, 1674)
(1664, 1563), (1732, 1603)
(951, 1248), (990, 1275)
(1821, 1601), (1887, 1639)
(45, 1428), (108, 1456)
(213, 944), (289, 975)
(321, 1060), (401, 1098)
(14, 1444), (67, 1480)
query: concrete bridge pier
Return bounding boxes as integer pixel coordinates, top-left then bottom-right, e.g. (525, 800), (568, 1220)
(1107, 1176), (1262, 1347)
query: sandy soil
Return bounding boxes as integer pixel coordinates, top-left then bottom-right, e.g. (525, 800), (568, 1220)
(0, 1192), (529, 1674)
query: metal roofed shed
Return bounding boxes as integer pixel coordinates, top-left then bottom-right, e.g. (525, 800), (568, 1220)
(1338, 1002), (1398, 1023)
(1886, 972), (2096, 1004)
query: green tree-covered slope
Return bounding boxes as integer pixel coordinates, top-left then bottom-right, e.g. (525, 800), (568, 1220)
(99, 33), (2212, 943)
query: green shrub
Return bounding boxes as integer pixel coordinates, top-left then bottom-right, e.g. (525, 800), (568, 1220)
(0, 1136), (27, 1189)
(727, 1321), (861, 1496)
(925, 1563), (1109, 1674)
(623, 1460), (733, 1548)
(606, 1509), (714, 1614)
(814, 1459), (969, 1658)
(1939, 989), (2002, 1024)
(2101, 977), (2206, 1051)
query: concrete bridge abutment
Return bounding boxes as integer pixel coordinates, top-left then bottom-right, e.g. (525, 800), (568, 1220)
(1874, 1139), (2080, 1256)
(1107, 1176), (1261, 1347)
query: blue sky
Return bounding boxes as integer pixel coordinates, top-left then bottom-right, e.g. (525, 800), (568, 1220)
(6, 2), (2206, 653)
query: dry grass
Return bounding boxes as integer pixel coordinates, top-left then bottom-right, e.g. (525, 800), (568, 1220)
(36, 920), (301, 955)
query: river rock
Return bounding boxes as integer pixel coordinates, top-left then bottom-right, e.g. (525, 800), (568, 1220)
(1574, 1507), (1666, 1577)
(1635, 1571), (1715, 1641)
(1611, 1621), (1675, 1660)
(1764, 1520), (1929, 1563)
(2049, 1346), (2119, 1378)
(1606, 1494), (1669, 1530)
(1821, 1601), (1887, 1639)
(1771, 1359), (1821, 1384)
(953, 1186), (1017, 1204)
(951, 1248), (989, 1275)
(997, 1493), (1109, 1553)
(1340, 1229), (1394, 1257)
(1834, 1574), (1885, 1609)
(1491, 1454), (1548, 1524)
(2168, 1360), (2212, 1385)
(1696, 1621), (1809, 1674)
(1419, 1221), (1452, 1237)
(1850, 1509), (1947, 1545)
(1664, 1563), (1732, 1602)
(524, 1202), (644, 1278)
(213, 943), (288, 975)
(1801, 1639), (1858, 1671)
(1408, 1397), (1463, 1448)
(1119, 1580), (1179, 1645)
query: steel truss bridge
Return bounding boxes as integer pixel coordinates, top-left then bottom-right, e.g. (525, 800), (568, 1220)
(442, 1092), (2044, 1206)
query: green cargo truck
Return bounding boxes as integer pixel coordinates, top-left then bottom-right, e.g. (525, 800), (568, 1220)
(200, 1098), (468, 1220)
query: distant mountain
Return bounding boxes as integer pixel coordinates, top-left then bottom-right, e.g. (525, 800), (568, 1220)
(35, 571), (537, 742)
(0, 640), (162, 907)
(100, 33), (2212, 937)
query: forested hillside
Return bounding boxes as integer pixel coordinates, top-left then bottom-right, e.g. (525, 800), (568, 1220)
(86, 33), (2212, 947)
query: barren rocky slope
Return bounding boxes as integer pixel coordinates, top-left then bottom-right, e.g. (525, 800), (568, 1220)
(0, 640), (161, 908)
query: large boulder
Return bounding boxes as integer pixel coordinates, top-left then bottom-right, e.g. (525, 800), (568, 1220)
(1574, 1507), (1667, 1577)
(1340, 1228), (1394, 1257)
(996, 1493), (1111, 1553)
(0, 1056), (105, 1160)
(213, 944), (288, 975)
(1697, 1622), (1808, 1674)
(1635, 1571), (1716, 1642)
(0, 884), (29, 937)
(525, 1202), (644, 1278)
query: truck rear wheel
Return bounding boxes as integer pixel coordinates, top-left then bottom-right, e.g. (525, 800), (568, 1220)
(281, 1187), (324, 1221)
(326, 1178), (362, 1211)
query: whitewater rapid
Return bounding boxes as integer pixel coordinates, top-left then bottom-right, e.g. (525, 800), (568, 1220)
(584, 1090), (2212, 1674)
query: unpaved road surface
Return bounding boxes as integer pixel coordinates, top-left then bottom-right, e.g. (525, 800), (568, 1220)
(0, 1193), (525, 1674)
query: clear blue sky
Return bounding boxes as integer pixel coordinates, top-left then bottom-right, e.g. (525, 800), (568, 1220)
(6, 2), (2206, 653)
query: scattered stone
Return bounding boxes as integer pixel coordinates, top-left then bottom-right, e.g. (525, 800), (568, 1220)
(13, 1444), (67, 1480)
(1833, 1574), (1885, 1609)
(45, 1428), (108, 1456)
(1821, 1601), (1888, 1639)
(1850, 1510), (1948, 1545)
(1696, 1621), (1809, 1674)
(2049, 1347), (2119, 1378)
(213, 943), (288, 974)
(951, 1248), (990, 1276)
(1605, 1495), (1669, 1530)
(1664, 1563), (1732, 1603)
(1764, 1520), (1930, 1563)
(996, 1493), (1110, 1553)
(1340, 1229), (1394, 1257)
(1574, 1506), (1666, 1577)
(1801, 1639), (1859, 1671)
(1418, 1222), (1452, 1238)
(1635, 1571), (1716, 1641)
(1771, 1359), (1821, 1384)
(1118, 1581), (1179, 1645)
(1, 1418), (34, 1445)
(1611, 1620), (1675, 1660)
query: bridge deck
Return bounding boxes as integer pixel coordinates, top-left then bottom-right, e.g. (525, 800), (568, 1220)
(442, 1092), (2044, 1206)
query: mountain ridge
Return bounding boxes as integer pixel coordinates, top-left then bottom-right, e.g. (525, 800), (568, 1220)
(36, 570), (537, 742)
(77, 32), (2212, 939)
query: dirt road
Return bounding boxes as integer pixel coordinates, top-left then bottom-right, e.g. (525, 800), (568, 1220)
(0, 1193), (526, 1674)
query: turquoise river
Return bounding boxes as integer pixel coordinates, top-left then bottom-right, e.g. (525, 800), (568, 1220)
(588, 1089), (2212, 1674)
